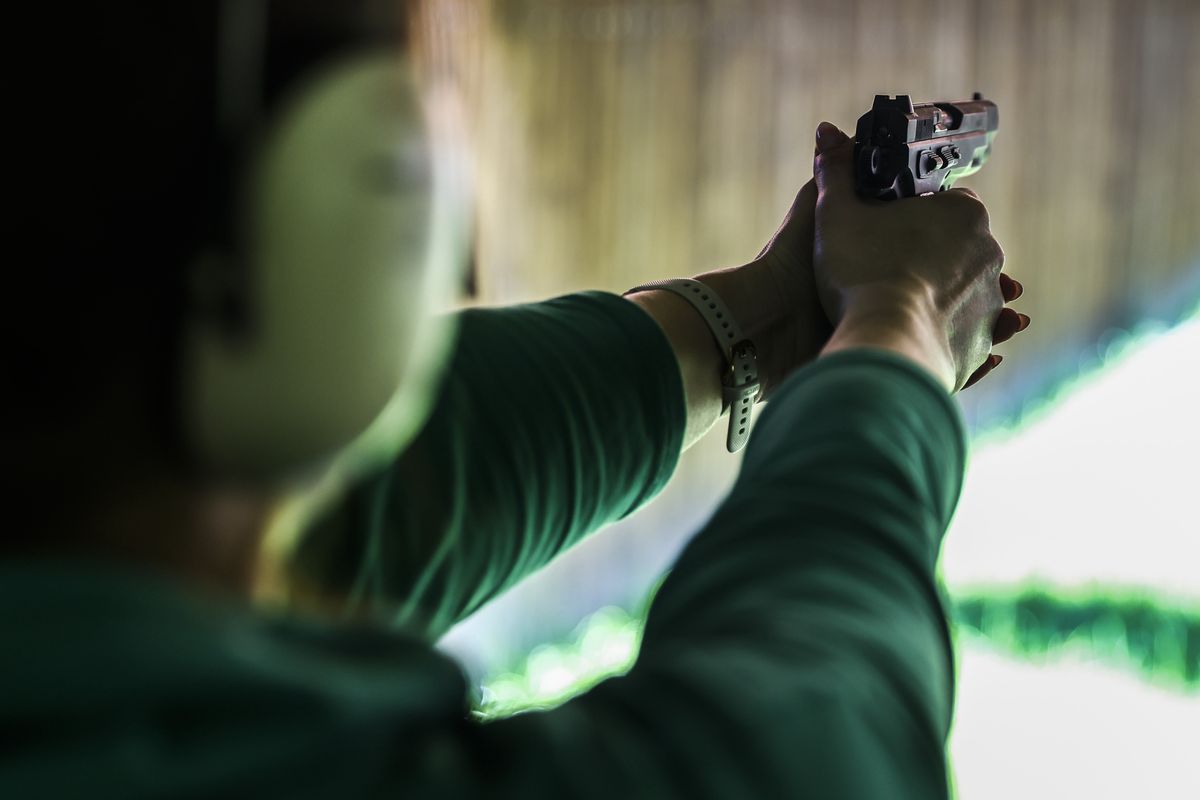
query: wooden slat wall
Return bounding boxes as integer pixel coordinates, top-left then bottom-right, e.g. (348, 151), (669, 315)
(426, 0), (1200, 656)
(462, 2), (1199, 325)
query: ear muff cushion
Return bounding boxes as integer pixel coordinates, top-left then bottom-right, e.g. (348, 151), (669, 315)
(184, 53), (461, 479)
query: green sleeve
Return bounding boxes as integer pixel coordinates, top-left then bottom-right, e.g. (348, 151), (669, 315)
(0, 348), (967, 799)
(467, 349), (966, 798)
(290, 291), (686, 640)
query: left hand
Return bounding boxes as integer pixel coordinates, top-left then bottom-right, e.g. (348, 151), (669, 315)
(700, 178), (1028, 397)
(962, 272), (1029, 388)
(694, 179), (834, 399)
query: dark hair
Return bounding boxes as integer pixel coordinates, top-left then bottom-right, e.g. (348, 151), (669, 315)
(10, 3), (408, 521)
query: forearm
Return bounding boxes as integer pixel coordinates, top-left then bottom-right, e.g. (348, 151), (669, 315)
(475, 351), (965, 797)
(623, 289), (724, 449)
(286, 293), (686, 636)
(822, 284), (956, 392)
(636, 351), (961, 791)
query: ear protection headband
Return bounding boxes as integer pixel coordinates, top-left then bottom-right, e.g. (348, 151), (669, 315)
(181, 1), (466, 482)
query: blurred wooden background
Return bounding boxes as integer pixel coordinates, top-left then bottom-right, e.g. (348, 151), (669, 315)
(425, 0), (1200, 410)
(423, 0), (1200, 666)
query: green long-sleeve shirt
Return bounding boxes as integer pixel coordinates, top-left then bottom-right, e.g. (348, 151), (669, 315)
(1, 291), (965, 798)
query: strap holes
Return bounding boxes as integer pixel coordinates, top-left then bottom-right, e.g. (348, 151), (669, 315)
(739, 428), (746, 435)
(727, 333), (734, 338)
(716, 312), (723, 318)
(740, 417), (746, 425)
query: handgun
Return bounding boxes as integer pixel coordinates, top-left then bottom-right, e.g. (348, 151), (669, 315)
(853, 93), (998, 200)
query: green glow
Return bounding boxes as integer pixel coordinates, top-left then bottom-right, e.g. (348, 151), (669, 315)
(953, 587), (1199, 691)
(477, 603), (1200, 798)
(942, 312), (1200, 602)
(476, 595), (1199, 719)
(476, 606), (641, 719)
(475, 314), (1200, 796)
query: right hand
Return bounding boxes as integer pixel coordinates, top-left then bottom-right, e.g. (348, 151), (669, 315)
(811, 122), (1028, 392)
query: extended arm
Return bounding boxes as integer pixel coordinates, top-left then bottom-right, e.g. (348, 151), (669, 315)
(446, 123), (1024, 796)
(282, 180), (835, 637)
(465, 348), (964, 798)
(286, 292), (688, 639)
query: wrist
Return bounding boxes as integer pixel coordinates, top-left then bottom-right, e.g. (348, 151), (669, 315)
(624, 288), (726, 449)
(694, 260), (788, 347)
(695, 257), (829, 397)
(624, 277), (764, 452)
(823, 284), (956, 391)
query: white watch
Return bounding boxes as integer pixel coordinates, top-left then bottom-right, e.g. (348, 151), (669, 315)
(625, 278), (761, 452)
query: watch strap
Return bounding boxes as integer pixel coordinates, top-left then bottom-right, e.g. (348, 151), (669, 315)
(624, 278), (761, 452)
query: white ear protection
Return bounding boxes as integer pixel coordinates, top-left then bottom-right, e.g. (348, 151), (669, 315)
(183, 49), (467, 481)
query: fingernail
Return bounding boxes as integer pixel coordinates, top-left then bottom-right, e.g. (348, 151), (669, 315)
(1018, 313), (1031, 331)
(1012, 279), (1024, 299)
(992, 354), (1004, 367)
(816, 121), (848, 153)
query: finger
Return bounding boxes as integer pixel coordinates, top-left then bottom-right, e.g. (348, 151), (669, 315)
(999, 273), (1024, 302)
(932, 185), (992, 228)
(758, 179), (817, 260)
(950, 186), (980, 201)
(992, 308), (1023, 345)
(813, 122), (857, 206)
(963, 353), (1003, 390)
(962, 363), (990, 390)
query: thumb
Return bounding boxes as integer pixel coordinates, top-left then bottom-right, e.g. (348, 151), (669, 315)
(813, 121), (856, 204)
(755, 179), (816, 261)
